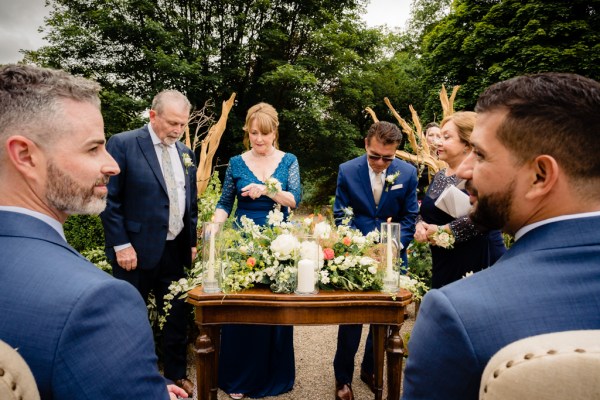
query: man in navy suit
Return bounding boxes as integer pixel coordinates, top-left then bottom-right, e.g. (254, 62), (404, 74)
(101, 90), (198, 395)
(332, 121), (418, 400)
(402, 73), (600, 399)
(0, 64), (187, 399)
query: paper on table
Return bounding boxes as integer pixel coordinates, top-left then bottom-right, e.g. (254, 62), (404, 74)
(434, 184), (472, 218)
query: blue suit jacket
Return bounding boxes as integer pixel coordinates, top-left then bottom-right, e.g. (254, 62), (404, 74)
(333, 155), (418, 265)
(0, 211), (169, 399)
(101, 126), (198, 269)
(403, 216), (600, 400)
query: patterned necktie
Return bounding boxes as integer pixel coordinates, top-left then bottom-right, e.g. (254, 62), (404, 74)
(373, 172), (383, 206)
(160, 144), (184, 235)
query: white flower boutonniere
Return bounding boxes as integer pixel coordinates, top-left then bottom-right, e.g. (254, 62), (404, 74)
(182, 153), (193, 172)
(385, 171), (401, 191)
(265, 177), (282, 198)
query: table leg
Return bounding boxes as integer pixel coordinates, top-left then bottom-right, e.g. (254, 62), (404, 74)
(386, 324), (405, 400)
(193, 325), (220, 400)
(372, 325), (386, 400)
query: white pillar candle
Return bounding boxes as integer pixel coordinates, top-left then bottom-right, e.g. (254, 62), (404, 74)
(297, 259), (316, 293)
(386, 219), (393, 275)
(207, 226), (216, 281)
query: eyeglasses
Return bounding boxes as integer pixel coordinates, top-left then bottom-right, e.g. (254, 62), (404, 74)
(367, 153), (395, 162)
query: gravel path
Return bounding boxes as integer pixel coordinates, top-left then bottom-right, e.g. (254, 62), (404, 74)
(186, 303), (416, 400)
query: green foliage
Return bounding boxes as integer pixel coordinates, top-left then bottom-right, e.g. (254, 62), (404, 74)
(421, 0), (600, 111)
(198, 171), (223, 224)
(64, 214), (105, 252)
(406, 239), (433, 290)
(81, 247), (112, 274)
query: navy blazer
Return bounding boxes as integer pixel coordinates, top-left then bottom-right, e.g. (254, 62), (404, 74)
(0, 211), (170, 399)
(403, 216), (600, 400)
(101, 126), (198, 269)
(333, 155), (419, 265)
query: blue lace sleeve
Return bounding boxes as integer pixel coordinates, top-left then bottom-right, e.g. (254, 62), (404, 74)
(287, 156), (302, 206)
(216, 161), (236, 216)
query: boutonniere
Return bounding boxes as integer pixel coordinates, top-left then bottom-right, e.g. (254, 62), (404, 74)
(385, 171), (400, 191)
(182, 153), (193, 171)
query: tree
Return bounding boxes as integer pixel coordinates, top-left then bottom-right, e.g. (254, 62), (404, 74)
(421, 0), (600, 110)
(28, 0), (424, 204)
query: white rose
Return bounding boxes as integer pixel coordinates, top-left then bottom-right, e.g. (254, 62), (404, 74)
(270, 234), (300, 259)
(313, 221), (332, 239)
(368, 265), (378, 274)
(239, 245), (248, 255)
(352, 236), (366, 246)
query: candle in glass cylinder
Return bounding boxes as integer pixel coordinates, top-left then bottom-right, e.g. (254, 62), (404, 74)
(386, 217), (393, 275)
(207, 226), (216, 281)
(297, 259), (316, 293)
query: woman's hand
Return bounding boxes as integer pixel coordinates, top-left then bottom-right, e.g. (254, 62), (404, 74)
(414, 221), (430, 243)
(241, 183), (267, 200)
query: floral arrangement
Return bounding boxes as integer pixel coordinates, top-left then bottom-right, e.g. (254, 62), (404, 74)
(161, 208), (427, 326)
(430, 226), (455, 248)
(385, 171), (401, 191)
(264, 177), (282, 198)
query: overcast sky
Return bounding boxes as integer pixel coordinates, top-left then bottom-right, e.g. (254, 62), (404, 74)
(0, 0), (411, 65)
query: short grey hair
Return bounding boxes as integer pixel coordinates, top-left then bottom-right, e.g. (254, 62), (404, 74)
(151, 90), (191, 115)
(0, 64), (101, 152)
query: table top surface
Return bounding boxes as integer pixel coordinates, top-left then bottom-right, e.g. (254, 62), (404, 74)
(187, 285), (412, 305)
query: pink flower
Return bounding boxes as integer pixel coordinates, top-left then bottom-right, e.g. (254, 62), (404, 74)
(342, 236), (352, 246)
(323, 248), (335, 260)
(246, 257), (256, 268)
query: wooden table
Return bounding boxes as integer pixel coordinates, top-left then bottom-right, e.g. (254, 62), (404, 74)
(187, 286), (412, 400)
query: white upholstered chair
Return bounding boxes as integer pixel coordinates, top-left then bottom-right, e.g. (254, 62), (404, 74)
(480, 330), (600, 400)
(0, 340), (40, 400)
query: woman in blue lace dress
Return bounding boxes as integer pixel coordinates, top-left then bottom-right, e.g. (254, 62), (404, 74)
(212, 103), (301, 399)
(414, 112), (505, 289)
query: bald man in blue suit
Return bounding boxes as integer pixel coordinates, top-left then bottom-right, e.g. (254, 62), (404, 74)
(402, 73), (600, 399)
(333, 121), (418, 400)
(0, 65), (187, 399)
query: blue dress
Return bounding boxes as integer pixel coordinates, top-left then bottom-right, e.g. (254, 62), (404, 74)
(420, 170), (506, 289)
(215, 152), (301, 398)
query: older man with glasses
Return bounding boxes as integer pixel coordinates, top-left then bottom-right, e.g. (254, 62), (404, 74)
(331, 121), (418, 400)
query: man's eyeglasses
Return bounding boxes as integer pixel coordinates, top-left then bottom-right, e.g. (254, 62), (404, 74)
(367, 154), (395, 162)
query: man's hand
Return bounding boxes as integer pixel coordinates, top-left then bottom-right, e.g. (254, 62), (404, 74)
(167, 384), (188, 399)
(116, 246), (138, 271)
(191, 246), (197, 261)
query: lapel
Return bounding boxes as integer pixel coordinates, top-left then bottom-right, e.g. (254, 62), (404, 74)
(357, 156), (376, 209)
(137, 129), (168, 195)
(378, 162), (398, 208)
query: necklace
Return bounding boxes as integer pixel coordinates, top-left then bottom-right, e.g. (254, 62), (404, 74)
(251, 147), (276, 158)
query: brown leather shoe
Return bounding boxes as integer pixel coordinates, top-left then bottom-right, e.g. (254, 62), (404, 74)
(174, 378), (194, 397)
(360, 370), (376, 394)
(335, 381), (354, 400)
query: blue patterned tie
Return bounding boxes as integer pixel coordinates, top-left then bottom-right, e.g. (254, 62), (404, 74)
(161, 144), (184, 235)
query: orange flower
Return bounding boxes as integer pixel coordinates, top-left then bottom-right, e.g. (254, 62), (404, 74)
(342, 236), (352, 246)
(323, 248), (335, 260)
(246, 257), (256, 268)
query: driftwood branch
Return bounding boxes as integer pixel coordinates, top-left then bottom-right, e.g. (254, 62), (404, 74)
(195, 93), (236, 196)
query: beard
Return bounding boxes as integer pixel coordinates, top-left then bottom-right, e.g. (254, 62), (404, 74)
(469, 179), (515, 232)
(46, 160), (109, 215)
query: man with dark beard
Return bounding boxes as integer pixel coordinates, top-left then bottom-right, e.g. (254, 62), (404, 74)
(402, 73), (600, 400)
(0, 64), (187, 399)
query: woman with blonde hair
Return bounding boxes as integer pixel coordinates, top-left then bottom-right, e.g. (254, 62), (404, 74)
(213, 102), (301, 399)
(414, 111), (506, 288)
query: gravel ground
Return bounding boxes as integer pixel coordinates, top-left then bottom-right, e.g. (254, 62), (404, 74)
(186, 303), (416, 400)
